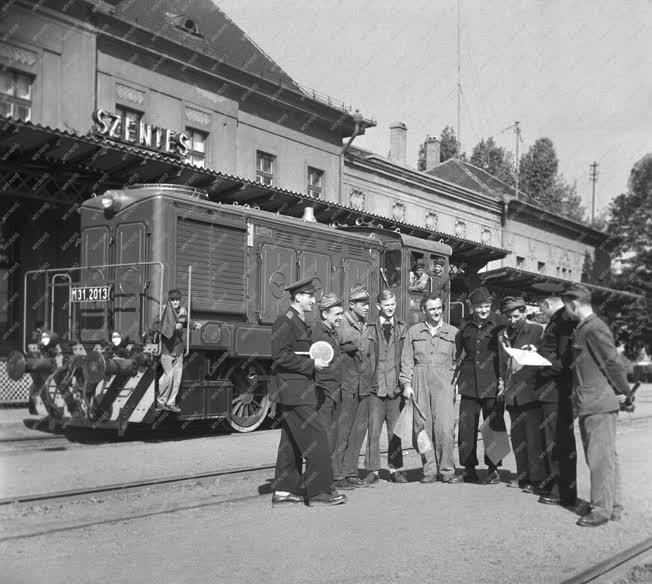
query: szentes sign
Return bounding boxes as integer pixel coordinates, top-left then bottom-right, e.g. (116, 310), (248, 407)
(92, 109), (190, 157)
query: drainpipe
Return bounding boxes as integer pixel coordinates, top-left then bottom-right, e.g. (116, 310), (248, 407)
(339, 110), (364, 205)
(500, 196), (510, 267)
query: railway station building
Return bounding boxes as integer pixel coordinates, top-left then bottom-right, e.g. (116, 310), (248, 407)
(0, 0), (637, 403)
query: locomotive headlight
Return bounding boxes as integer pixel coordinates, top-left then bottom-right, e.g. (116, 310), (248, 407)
(111, 331), (123, 347)
(100, 191), (124, 212)
(40, 332), (51, 347)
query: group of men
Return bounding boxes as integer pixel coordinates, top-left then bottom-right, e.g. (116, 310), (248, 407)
(270, 277), (635, 528)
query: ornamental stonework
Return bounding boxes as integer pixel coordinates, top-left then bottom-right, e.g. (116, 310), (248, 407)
(350, 189), (366, 210)
(481, 228), (492, 245)
(392, 201), (406, 222)
(116, 83), (145, 105)
(185, 108), (211, 127)
(454, 220), (467, 238)
(425, 211), (439, 231)
(0, 42), (37, 66)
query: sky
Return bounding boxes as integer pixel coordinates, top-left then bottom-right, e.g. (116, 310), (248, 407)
(216, 0), (652, 216)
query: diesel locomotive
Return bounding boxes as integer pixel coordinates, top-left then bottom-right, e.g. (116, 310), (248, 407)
(9, 184), (452, 434)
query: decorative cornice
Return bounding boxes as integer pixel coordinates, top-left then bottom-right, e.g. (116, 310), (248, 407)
(0, 42), (37, 66)
(185, 108), (211, 127)
(116, 83), (145, 105)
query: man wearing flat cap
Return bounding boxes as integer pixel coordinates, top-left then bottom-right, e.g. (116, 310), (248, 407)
(429, 257), (450, 301)
(409, 258), (430, 292)
(270, 276), (347, 507)
(310, 293), (347, 483)
(497, 296), (546, 494)
(561, 284), (633, 527)
(334, 285), (377, 488)
(455, 286), (506, 484)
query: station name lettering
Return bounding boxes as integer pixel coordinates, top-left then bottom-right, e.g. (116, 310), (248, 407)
(92, 109), (190, 157)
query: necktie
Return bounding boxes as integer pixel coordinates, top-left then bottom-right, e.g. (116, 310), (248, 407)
(382, 322), (392, 343)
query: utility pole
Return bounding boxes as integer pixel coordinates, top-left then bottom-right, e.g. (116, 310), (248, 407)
(514, 121), (521, 198)
(589, 161), (599, 223)
(457, 0), (462, 152)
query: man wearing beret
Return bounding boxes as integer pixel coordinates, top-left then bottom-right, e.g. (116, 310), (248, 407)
(536, 294), (578, 509)
(497, 296), (546, 494)
(455, 286), (506, 483)
(334, 285), (377, 488)
(310, 293), (348, 484)
(429, 257), (450, 301)
(561, 284), (633, 526)
(270, 277), (347, 507)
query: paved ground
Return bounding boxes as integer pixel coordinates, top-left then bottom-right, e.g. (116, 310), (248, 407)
(1, 387), (651, 583)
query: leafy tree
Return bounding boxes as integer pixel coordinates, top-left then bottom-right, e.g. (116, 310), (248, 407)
(548, 175), (586, 222)
(416, 125), (463, 170)
(469, 137), (515, 186)
(604, 154), (652, 358)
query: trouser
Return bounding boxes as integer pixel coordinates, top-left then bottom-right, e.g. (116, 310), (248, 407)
(507, 402), (547, 485)
(579, 412), (623, 519)
(365, 394), (403, 472)
(540, 399), (577, 501)
(341, 393), (371, 478)
(272, 404), (334, 498)
(458, 397), (503, 469)
(158, 354), (183, 406)
(316, 390), (338, 472)
(332, 390), (358, 479)
(418, 385), (456, 478)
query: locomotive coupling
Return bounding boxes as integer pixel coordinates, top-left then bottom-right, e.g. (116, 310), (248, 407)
(84, 351), (140, 383)
(6, 351), (56, 381)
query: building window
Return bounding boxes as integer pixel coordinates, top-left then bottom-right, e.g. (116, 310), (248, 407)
(562, 267), (567, 278)
(516, 256), (525, 269)
(537, 261), (546, 274)
(307, 167), (324, 198)
(0, 69), (33, 121)
(556, 266), (561, 277)
(256, 151), (275, 185)
(185, 128), (208, 168)
(115, 105), (143, 142)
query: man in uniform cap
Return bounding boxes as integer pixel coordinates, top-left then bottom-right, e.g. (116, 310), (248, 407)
(310, 293), (347, 484)
(409, 258), (430, 292)
(455, 286), (506, 483)
(561, 284), (633, 526)
(270, 276), (347, 507)
(429, 257), (450, 301)
(334, 285), (377, 488)
(497, 296), (546, 494)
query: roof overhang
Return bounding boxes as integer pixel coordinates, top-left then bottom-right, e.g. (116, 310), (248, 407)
(479, 267), (642, 306)
(0, 118), (509, 265)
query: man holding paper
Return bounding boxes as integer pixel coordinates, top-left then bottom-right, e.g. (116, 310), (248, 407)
(497, 296), (547, 494)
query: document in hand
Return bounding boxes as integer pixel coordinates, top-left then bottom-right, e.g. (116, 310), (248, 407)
(504, 346), (552, 367)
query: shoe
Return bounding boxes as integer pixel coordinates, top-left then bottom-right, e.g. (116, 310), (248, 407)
(440, 474), (464, 484)
(563, 500), (591, 517)
(521, 484), (540, 495)
(420, 474), (437, 484)
(462, 468), (480, 483)
(391, 472), (408, 483)
(538, 495), (561, 505)
(577, 512), (609, 527)
(307, 491), (348, 507)
(507, 480), (527, 489)
(361, 472), (379, 485)
(272, 492), (304, 507)
(331, 479), (356, 491)
(346, 477), (370, 487)
(611, 510), (622, 521)
(485, 470), (501, 485)
(166, 404), (181, 413)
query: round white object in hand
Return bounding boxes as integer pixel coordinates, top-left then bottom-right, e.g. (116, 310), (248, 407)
(309, 341), (334, 364)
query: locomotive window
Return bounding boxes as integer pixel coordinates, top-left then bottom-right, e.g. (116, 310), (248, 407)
(408, 252), (430, 293)
(256, 151), (275, 186)
(381, 249), (401, 288)
(185, 127), (208, 168)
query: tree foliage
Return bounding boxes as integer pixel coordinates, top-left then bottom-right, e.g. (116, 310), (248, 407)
(469, 137), (515, 186)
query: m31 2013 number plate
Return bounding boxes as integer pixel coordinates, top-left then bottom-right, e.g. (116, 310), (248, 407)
(70, 286), (112, 302)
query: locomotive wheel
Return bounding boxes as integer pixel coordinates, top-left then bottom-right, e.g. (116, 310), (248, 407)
(227, 361), (270, 433)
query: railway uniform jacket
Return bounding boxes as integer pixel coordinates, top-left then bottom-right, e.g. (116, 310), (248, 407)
(455, 314), (506, 399)
(152, 303), (196, 356)
(536, 307), (576, 404)
(570, 313), (630, 417)
(430, 274), (450, 301)
(310, 320), (344, 400)
(367, 317), (408, 398)
(271, 307), (317, 407)
(497, 321), (544, 406)
(338, 311), (374, 397)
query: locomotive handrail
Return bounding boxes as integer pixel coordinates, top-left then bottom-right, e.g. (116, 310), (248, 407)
(23, 262), (165, 353)
(185, 265), (192, 357)
(50, 273), (72, 338)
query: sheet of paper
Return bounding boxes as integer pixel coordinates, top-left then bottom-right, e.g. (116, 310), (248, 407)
(479, 417), (511, 466)
(504, 346), (552, 366)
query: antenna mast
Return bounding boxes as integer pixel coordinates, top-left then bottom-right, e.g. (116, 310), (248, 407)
(515, 121), (521, 198)
(457, 0), (461, 151)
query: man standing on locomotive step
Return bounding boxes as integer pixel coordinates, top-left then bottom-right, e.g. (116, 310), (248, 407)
(455, 287), (506, 484)
(561, 284), (633, 527)
(310, 292), (348, 484)
(365, 289), (408, 483)
(155, 288), (201, 413)
(270, 277), (347, 507)
(334, 285), (377, 489)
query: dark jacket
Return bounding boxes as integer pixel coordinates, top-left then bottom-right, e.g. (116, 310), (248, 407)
(338, 311), (375, 397)
(367, 317), (408, 398)
(310, 320), (344, 400)
(152, 303), (197, 356)
(455, 314), (506, 399)
(536, 307), (576, 403)
(498, 321), (544, 406)
(271, 307), (316, 406)
(570, 313), (630, 417)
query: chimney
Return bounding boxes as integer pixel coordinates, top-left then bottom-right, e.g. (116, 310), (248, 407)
(389, 122), (407, 166)
(424, 136), (441, 171)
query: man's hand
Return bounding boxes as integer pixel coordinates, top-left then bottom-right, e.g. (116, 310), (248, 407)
(616, 394), (627, 404)
(521, 344), (537, 352)
(403, 385), (414, 400)
(268, 402), (277, 419)
(497, 378), (506, 400)
(194, 322), (202, 330)
(175, 322), (183, 330)
(314, 358), (329, 371)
